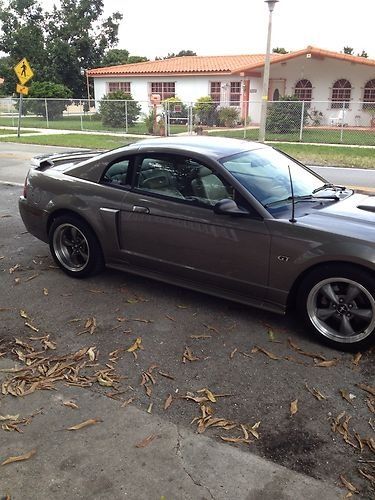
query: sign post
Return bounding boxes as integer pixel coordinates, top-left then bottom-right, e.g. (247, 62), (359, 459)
(14, 58), (34, 137)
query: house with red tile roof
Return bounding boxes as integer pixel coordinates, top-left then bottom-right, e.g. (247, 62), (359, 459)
(88, 46), (375, 126)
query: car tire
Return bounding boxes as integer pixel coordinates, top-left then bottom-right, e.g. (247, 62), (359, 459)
(297, 264), (375, 351)
(49, 215), (104, 278)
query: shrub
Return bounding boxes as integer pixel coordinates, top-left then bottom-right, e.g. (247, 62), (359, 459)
(23, 81), (72, 119)
(266, 95), (307, 133)
(99, 91), (141, 128)
(193, 96), (218, 126)
(217, 107), (240, 127)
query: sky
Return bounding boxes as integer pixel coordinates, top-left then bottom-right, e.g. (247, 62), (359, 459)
(101, 0), (375, 60)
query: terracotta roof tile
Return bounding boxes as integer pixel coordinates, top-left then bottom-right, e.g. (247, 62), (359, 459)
(88, 47), (375, 78)
(232, 46), (375, 73)
(88, 54), (281, 77)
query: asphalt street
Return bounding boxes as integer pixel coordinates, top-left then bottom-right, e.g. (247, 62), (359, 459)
(0, 169), (374, 497)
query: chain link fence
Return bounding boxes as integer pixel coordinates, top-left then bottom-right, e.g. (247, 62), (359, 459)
(1, 97), (374, 146)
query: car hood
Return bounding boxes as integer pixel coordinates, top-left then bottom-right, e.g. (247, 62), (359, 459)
(298, 193), (375, 241)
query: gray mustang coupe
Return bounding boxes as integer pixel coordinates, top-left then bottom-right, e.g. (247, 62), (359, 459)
(19, 137), (375, 350)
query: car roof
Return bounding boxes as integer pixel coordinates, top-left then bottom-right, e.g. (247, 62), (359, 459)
(132, 136), (267, 159)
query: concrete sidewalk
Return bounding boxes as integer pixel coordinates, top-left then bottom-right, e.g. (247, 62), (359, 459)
(0, 359), (342, 500)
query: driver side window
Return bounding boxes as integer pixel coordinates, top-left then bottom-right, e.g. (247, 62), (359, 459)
(135, 155), (234, 206)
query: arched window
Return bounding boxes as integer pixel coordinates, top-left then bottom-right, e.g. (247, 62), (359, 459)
(331, 79), (351, 108)
(294, 79), (312, 101)
(363, 79), (375, 109)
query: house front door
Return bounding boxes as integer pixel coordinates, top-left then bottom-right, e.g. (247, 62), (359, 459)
(268, 79), (286, 101)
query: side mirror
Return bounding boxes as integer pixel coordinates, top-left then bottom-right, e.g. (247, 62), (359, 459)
(213, 198), (250, 216)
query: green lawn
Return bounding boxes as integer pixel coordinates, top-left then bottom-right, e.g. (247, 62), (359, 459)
(0, 115), (188, 135)
(0, 128), (17, 134)
(0, 133), (133, 149)
(272, 143), (375, 169)
(209, 127), (375, 146)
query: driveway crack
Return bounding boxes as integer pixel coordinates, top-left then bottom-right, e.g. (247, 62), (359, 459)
(175, 427), (215, 500)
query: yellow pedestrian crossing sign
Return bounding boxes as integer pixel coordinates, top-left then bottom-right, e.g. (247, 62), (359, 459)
(14, 58), (34, 85)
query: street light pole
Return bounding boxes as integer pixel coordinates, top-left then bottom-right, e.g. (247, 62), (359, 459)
(258, 0), (279, 143)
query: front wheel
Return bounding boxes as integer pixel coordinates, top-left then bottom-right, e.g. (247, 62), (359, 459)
(297, 264), (375, 351)
(49, 215), (104, 278)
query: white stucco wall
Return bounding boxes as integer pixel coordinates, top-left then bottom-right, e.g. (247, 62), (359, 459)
(92, 75), (243, 116)
(267, 55), (375, 126)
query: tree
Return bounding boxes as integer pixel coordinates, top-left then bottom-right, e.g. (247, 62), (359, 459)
(156, 50), (197, 60)
(127, 56), (149, 64)
(272, 47), (288, 54)
(343, 47), (354, 55)
(101, 49), (130, 67)
(357, 50), (368, 58)
(100, 50), (149, 67)
(0, 56), (17, 96)
(0, 0), (122, 97)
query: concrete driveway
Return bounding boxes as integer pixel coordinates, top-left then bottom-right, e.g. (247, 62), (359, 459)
(0, 182), (374, 499)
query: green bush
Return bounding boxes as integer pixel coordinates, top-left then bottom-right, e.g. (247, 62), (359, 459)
(23, 81), (72, 119)
(99, 91), (141, 128)
(193, 96), (218, 126)
(266, 95), (307, 133)
(217, 107), (240, 127)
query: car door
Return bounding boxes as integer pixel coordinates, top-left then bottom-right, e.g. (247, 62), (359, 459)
(118, 153), (271, 299)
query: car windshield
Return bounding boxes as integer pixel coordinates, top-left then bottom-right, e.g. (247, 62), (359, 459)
(220, 147), (325, 208)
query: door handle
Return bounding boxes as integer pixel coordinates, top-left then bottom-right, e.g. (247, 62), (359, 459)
(132, 205), (150, 214)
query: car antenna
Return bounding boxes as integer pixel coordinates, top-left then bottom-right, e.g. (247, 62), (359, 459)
(288, 165), (297, 223)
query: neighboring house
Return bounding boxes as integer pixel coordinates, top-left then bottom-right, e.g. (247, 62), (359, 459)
(88, 46), (375, 127)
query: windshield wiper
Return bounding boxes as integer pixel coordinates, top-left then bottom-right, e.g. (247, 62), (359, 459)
(312, 182), (346, 194)
(265, 193), (339, 208)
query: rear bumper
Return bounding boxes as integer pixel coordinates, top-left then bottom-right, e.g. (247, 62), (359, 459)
(18, 197), (49, 243)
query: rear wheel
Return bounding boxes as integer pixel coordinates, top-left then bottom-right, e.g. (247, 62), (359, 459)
(297, 264), (375, 351)
(49, 215), (104, 278)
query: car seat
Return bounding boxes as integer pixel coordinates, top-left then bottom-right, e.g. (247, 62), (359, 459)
(191, 166), (228, 203)
(140, 168), (184, 198)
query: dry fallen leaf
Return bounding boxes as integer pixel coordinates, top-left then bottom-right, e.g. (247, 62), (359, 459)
(352, 352), (362, 366)
(220, 436), (250, 445)
(305, 383), (326, 401)
(63, 401), (79, 410)
(135, 434), (156, 448)
(43, 288), (49, 296)
(340, 389), (356, 405)
(314, 358), (338, 368)
(340, 475), (359, 493)
(127, 337), (143, 353)
(1, 449), (36, 466)
(67, 418), (101, 431)
(252, 345), (282, 361)
(158, 370), (174, 380)
(230, 348), (238, 359)
(182, 346), (200, 363)
(357, 383), (375, 397)
(290, 399), (298, 416)
(164, 394), (173, 410)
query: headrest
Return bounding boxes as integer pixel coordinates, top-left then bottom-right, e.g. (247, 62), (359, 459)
(198, 166), (213, 177)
